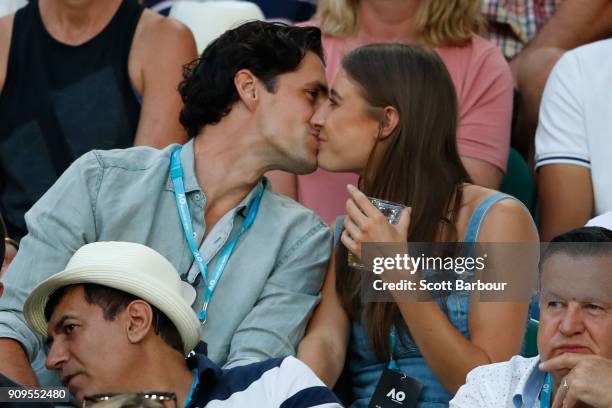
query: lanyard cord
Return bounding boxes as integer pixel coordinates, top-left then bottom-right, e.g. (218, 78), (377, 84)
(540, 373), (553, 408)
(388, 327), (399, 370)
(183, 370), (199, 408)
(170, 147), (264, 324)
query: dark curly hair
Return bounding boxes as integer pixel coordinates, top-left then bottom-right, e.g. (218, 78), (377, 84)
(178, 21), (324, 138)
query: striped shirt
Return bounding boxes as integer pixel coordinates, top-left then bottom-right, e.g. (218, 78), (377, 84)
(482, 0), (563, 59)
(187, 354), (342, 407)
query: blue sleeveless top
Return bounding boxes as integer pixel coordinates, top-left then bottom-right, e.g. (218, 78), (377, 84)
(334, 192), (514, 407)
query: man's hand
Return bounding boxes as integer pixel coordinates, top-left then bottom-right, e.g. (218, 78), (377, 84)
(540, 354), (612, 408)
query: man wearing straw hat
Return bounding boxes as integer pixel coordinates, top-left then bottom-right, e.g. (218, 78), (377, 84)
(20, 241), (340, 407)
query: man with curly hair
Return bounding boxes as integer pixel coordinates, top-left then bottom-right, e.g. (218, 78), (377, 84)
(0, 21), (331, 388)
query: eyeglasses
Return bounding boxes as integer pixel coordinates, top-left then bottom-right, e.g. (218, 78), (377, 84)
(82, 392), (178, 408)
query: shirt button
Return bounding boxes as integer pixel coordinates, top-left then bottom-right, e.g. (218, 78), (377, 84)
(194, 193), (201, 200)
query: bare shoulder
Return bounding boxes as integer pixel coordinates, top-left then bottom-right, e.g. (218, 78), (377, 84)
(462, 185), (539, 243)
(0, 13), (13, 38)
(128, 10), (196, 94)
(133, 9), (195, 58)
(0, 13), (15, 94)
(128, 10), (196, 92)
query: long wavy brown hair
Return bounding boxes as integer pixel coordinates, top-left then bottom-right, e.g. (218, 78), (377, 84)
(335, 44), (471, 361)
(314, 0), (485, 47)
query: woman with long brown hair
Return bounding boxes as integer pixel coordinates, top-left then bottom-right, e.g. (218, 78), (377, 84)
(297, 43), (538, 406)
(269, 0), (513, 224)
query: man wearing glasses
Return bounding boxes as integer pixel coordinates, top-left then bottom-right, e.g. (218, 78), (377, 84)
(20, 241), (341, 407)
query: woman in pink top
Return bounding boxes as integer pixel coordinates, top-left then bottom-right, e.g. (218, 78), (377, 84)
(269, 0), (513, 223)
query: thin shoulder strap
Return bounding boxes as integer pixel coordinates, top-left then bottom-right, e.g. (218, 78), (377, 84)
(463, 192), (514, 243)
(334, 215), (345, 246)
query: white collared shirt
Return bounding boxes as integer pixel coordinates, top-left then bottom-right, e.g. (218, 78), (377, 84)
(450, 355), (546, 408)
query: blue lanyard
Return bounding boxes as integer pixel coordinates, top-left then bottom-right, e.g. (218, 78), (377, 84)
(387, 327), (399, 370)
(183, 369), (199, 408)
(540, 373), (553, 408)
(170, 147), (264, 324)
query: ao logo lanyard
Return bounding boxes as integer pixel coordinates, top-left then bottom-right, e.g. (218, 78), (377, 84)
(540, 373), (553, 408)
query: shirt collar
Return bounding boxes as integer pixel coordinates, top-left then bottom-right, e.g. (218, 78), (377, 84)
(180, 138), (201, 193)
(513, 356), (545, 408)
(165, 139), (200, 193)
(187, 353), (222, 388)
(235, 177), (268, 217)
(166, 139), (269, 217)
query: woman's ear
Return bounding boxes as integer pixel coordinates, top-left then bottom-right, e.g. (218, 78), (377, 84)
(378, 106), (400, 139)
(234, 69), (259, 111)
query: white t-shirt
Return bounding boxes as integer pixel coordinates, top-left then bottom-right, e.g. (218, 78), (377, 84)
(535, 39), (612, 217)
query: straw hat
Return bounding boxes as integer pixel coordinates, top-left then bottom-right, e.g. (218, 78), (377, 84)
(24, 242), (201, 355)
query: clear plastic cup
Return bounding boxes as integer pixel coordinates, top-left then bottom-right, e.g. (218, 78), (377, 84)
(347, 197), (407, 270)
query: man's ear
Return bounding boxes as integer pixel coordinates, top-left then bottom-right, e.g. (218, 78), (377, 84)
(124, 300), (154, 346)
(378, 106), (400, 140)
(234, 69), (259, 111)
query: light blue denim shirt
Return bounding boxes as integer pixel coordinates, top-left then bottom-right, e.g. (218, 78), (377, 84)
(0, 139), (332, 385)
